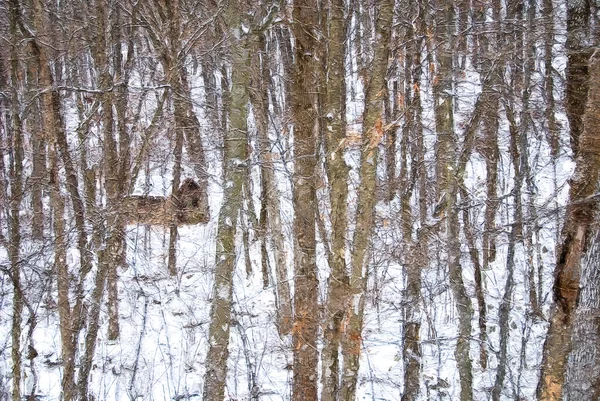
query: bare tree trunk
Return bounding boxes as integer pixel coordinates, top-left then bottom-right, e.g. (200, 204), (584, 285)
(521, 0), (542, 319)
(447, 191), (473, 401)
(342, 1), (393, 400)
(250, 33), (293, 336)
(480, 0), (501, 270)
(433, 2), (473, 400)
(402, 241), (424, 401)
(77, 244), (111, 401)
(290, 2), (320, 400)
(565, 227), (600, 400)
(537, 49), (600, 401)
(87, 0), (129, 342)
(565, 0), (592, 155)
(29, 0), (90, 280)
(492, 101), (524, 401)
(401, 3), (426, 399)
(25, 56), (46, 241)
(108, 5), (134, 338)
(7, 4), (24, 398)
(168, 121), (184, 276)
(543, 0), (559, 160)
(165, 0), (186, 277)
(542, 0), (561, 310)
(320, 0), (350, 399)
(202, 52), (225, 157)
(202, 3), (249, 399)
(49, 142), (76, 401)
(20, 0), (87, 397)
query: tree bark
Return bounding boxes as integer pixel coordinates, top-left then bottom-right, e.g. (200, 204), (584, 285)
(25, 56), (46, 241)
(433, 2), (473, 400)
(250, 32), (293, 336)
(320, 0), (350, 399)
(536, 49), (600, 401)
(565, 227), (600, 400)
(289, 2), (321, 400)
(202, 2), (249, 399)
(342, 1), (394, 400)
(401, 3), (426, 399)
(492, 102), (523, 401)
(565, 0), (592, 155)
(7, 3), (24, 398)
(22, 1), (84, 397)
(168, 118), (184, 276)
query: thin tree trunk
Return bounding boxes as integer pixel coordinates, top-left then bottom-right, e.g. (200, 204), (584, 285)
(77, 245), (111, 401)
(202, 53), (224, 153)
(433, 3), (473, 400)
(342, 1), (393, 400)
(202, 3), (250, 399)
(164, 0), (188, 277)
(89, 0), (125, 341)
(168, 121), (184, 276)
(25, 57), (46, 241)
(49, 142), (76, 401)
(253, 34), (272, 290)
(492, 101), (523, 401)
(402, 241), (424, 401)
(460, 186), (488, 371)
(542, 0), (561, 310)
(29, 0), (90, 281)
(320, 0), (350, 399)
(481, 80), (500, 269)
(401, 3), (425, 399)
(22, 0), (84, 397)
(521, 0), (541, 318)
(7, 3), (24, 398)
(543, 0), (559, 160)
(250, 33), (293, 335)
(447, 191), (473, 401)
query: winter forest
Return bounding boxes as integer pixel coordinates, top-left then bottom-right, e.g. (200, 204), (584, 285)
(1, 0), (600, 400)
